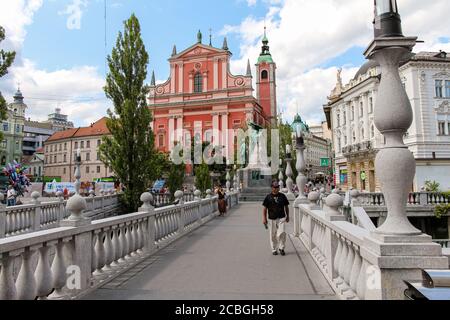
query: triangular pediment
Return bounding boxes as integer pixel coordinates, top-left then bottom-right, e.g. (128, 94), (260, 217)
(171, 43), (228, 60)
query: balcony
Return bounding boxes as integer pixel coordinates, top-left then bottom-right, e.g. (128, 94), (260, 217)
(342, 141), (373, 156)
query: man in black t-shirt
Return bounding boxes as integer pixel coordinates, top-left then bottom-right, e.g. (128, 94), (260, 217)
(262, 181), (290, 256)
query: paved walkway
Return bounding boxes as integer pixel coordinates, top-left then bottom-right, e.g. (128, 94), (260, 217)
(84, 202), (336, 300)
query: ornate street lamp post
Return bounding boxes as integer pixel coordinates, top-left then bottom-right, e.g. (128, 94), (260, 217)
(364, 0), (420, 235)
(285, 145), (295, 200)
(292, 116), (308, 203)
(278, 159), (284, 190)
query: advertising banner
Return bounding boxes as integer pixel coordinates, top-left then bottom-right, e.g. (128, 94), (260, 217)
(44, 182), (76, 194)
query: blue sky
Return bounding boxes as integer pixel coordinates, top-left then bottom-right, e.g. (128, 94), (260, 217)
(23, 0), (270, 82)
(1, 0), (449, 127)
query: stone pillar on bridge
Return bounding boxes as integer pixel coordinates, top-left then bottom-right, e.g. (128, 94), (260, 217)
(361, 10), (448, 299)
(139, 192), (156, 254)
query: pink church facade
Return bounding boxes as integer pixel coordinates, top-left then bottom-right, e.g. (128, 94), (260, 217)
(148, 30), (277, 172)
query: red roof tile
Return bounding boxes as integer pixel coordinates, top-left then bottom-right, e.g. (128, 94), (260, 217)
(47, 117), (110, 142)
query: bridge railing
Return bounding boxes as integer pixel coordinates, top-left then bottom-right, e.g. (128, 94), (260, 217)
(0, 191), (121, 239)
(355, 192), (449, 207)
(294, 192), (448, 300)
(0, 190), (238, 300)
(151, 192), (195, 208)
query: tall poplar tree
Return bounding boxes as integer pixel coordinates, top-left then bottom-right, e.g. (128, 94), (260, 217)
(100, 14), (155, 213)
(0, 26), (16, 141)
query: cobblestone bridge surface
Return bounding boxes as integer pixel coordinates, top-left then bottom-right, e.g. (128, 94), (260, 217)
(84, 202), (336, 300)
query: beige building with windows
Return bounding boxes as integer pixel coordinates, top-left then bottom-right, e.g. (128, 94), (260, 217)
(324, 51), (450, 192)
(44, 118), (113, 182)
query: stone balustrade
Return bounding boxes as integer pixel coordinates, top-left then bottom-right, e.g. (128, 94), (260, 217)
(0, 190), (239, 300)
(0, 192), (121, 239)
(295, 193), (448, 300)
(355, 192), (449, 207)
(151, 192), (195, 208)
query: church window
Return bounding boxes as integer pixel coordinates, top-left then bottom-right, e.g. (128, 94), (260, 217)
(261, 70), (268, 80)
(194, 72), (203, 93)
(3, 122), (8, 132)
(369, 97), (373, 113)
(158, 134), (165, 147)
(16, 124), (21, 133)
(371, 125), (375, 138)
(438, 121), (445, 135)
(446, 80), (450, 98)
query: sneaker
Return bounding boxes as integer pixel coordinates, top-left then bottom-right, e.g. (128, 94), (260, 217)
(272, 251), (278, 256)
(279, 249), (285, 256)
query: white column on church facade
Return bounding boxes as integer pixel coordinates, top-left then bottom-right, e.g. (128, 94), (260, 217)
(189, 73), (193, 94)
(176, 116), (183, 143)
(170, 64), (176, 94)
(178, 63), (184, 93)
(168, 116), (175, 150)
(221, 112), (229, 158)
(221, 59), (227, 89)
(212, 113), (220, 146)
(214, 58), (219, 90)
(203, 71), (208, 93)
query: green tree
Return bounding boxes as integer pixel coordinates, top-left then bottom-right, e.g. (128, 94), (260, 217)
(0, 26), (16, 141)
(195, 162), (212, 195)
(100, 14), (156, 213)
(166, 162), (185, 201)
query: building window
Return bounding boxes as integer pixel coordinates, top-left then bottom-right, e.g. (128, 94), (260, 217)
(351, 106), (355, 120)
(54, 155), (57, 163)
(343, 111), (347, 125)
(194, 72), (203, 93)
(46, 146), (48, 153)
(438, 121), (446, 135)
(352, 130), (356, 143)
(158, 134), (164, 147)
(446, 80), (450, 98)
(45, 156), (48, 164)
(369, 97), (373, 113)
(336, 114), (340, 127)
(50, 145), (53, 152)
(360, 102), (364, 117)
(435, 80), (443, 98)
(59, 144), (62, 151)
(361, 127), (365, 140)
(344, 135), (347, 145)
(64, 143), (67, 151)
(97, 139), (101, 146)
(371, 125), (375, 138)
(63, 154), (67, 162)
(205, 130), (212, 143)
(1, 140), (6, 149)
(63, 168), (66, 175)
(261, 70), (268, 80)
(81, 141), (84, 149)
(97, 166), (101, 173)
(15, 141), (19, 150)
(16, 124), (20, 133)
(97, 152), (100, 161)
(86, 166), (90, 174)
(86, 152), (90, 161)
(87, 140), (90, 148)
(3, 122), (8, 132)
(75, 141), (78, 149)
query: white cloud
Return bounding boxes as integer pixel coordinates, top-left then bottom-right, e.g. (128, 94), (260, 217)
(59, 0), (89, 30)
(0, 0), (107, 127)
(224, 0), (450, 125)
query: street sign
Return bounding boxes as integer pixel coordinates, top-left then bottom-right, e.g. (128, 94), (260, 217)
(320, 158), (330, 167)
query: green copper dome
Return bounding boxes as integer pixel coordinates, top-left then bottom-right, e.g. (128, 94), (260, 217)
(257, 54), (274, 64)
(291, 114), (310, 135)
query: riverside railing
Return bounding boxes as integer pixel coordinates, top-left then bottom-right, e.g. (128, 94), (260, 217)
(0, 190), (239, 300)
(0, 191), (121, 239)
(356, 192), (449, 207)
(294, 192), (448, 300)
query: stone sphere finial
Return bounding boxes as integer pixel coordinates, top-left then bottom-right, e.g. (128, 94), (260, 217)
(325, 193), (344, 216)
(320, 187), (326, 194)
(66, 194), (87, 221)
(140, 192), (154, 211)
(194, 190), (202, 200)
(205, 189), (212, 199)
(56, 191), (63, 198)
(89, 190), (95, 197)
(350, 189), (360, 199)
(31, 191), (40, 204)
(174, 190), (184, 204)
(308, 191), (320, 209)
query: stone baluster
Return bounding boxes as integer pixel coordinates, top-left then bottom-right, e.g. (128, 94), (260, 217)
(130, 220), (140, 257)
(336, 238), (348, 287)
(136, 219), (146, 255)
(0, 252), (18, 300)
(226, 169), (231, 193)
(194, 190), (202, 201)
(110, 226), (121, 268)
(285, 152), (295, 201)
(16, 246), (39, 300)
(93, 230), (106, 276)
(175, 191), (185, 234)
(48, 238), (71, 299)
(55, 191), (65, 221)
(124, 223), (134, 260)
(295, 139), (308, 203)
(0, 193), (5, 238)
(35, 241), (57, 299)
(118, 224), (128, 264)
(333, 234), (343, 281)
(102, 228), (114, 271)
(349, 246), (362, 294)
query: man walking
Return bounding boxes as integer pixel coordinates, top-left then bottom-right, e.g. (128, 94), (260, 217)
(262, 181), (290, 256)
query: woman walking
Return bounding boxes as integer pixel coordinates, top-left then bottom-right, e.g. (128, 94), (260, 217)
(217, 187), (227, 216)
